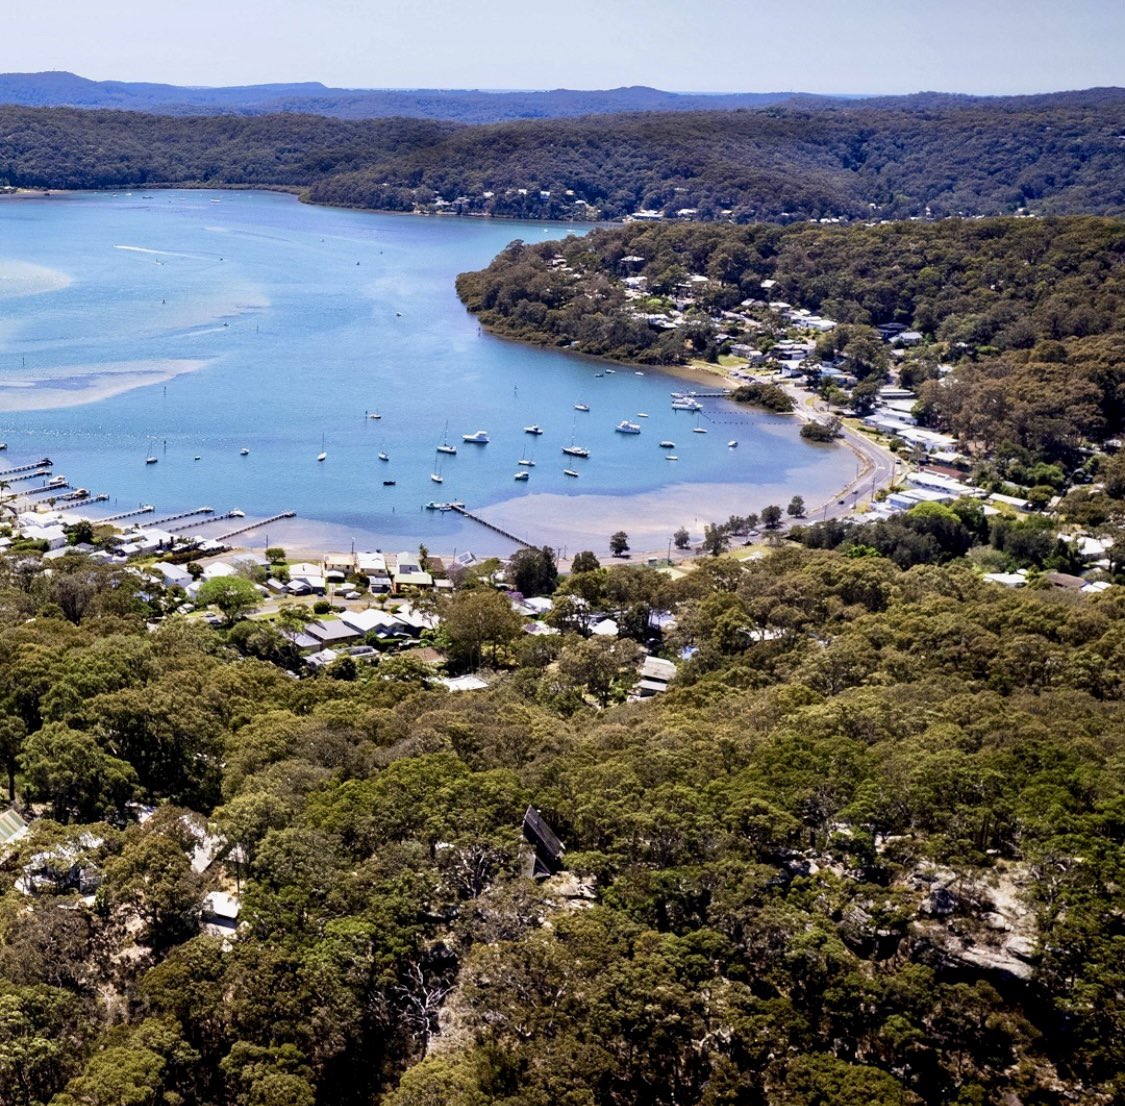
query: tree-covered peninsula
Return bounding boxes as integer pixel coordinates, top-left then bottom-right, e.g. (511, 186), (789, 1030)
(457, 215), (1125, 466)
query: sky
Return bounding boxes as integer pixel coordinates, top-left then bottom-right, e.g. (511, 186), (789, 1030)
(2, 0), (1122, 95)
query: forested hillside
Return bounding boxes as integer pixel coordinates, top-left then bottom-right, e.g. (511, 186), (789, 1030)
(0, 108), (458, 189)
(457, 216), (1125, 464)
(0, 545), (1123, 1105)
(1, 91), (1123, 221)
(310, 96), (1125, 221)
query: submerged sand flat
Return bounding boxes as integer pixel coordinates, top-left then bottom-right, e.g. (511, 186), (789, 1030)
(0, 359), (211, 410)
(0, 259), (73, 298)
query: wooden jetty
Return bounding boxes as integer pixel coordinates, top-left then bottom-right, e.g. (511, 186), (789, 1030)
(98, 504), (155, 523)
(0, 458), (53, 477)
(24, 482), (71, 497)
(448, 503), (530, 548)
(150, 507), (214, 527)
(214, 511), (296, 542)
(3, 468), (53, 484)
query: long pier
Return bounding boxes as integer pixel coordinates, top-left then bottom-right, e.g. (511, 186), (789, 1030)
(448, 503), (530, 548)
(214, 511), (296, 542)
(5, 469), (53, 484)
(0, 458), (53, 477)
(670, 390), (731, 398)
(98, 504), (155, 523)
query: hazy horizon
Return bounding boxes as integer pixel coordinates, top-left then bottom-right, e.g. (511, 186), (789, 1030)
(2, 0), (1122, 98)
(5, 71), (1122, 99)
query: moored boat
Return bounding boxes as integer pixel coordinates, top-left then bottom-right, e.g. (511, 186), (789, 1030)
(462, 430), (490, 443)
(562, 444), (590, 457)
(659, 440), (676, 448)
(615, 420), (642, 434)
(524, 424), (544, 435)
(563, 468), (580, 477)
(437, 420), (457, 453)
(574, 403), (590, 412)
(514, 471), (530, 481)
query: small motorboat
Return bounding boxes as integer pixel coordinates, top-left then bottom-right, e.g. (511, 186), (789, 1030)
(462, 430), (490, 444)
(514, 471), (530, 481)
(383, 480), (396, 486)
(659, 440), (676, 448)
(574, 403), (590, 412)
(524, 424), (544, 435)
(240, 447), (250, 456)
(563, 469), (580, 477)
(368, 410), (382, 420)
(230, 509), (245, 518)
(378, 452), (389, 461)
(562, 444), (590, 457)
(637, 412), (649, 418)
(666, 454), (679, 461)
(728, 440), (738, 448)
(692, 427), (708, 434)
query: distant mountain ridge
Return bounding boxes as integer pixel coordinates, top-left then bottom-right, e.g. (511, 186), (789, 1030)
(0, 71), (808, 122)
(5, 71), (1121, 124)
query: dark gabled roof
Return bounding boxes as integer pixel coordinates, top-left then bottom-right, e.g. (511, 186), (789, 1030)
(523, 805), (564, 870)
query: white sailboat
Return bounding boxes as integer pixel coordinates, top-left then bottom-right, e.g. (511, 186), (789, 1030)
(436, 420), (457, 455)
(317, 433), (327, 462)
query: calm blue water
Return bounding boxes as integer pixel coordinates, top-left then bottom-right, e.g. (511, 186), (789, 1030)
(0, 190), (845, 554)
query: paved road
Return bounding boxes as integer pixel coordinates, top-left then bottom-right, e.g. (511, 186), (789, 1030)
(778, 379), (901, 524)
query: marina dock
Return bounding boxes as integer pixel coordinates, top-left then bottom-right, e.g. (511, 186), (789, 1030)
(448, 503), (530, 548)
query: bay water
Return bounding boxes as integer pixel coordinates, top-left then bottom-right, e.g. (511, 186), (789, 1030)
(0, 190), (846, 556)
